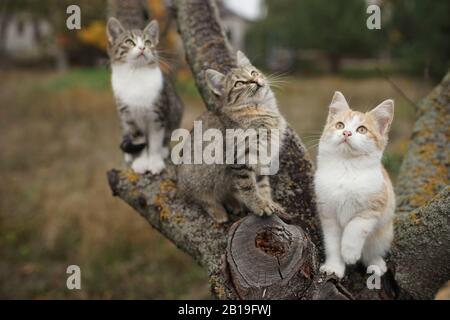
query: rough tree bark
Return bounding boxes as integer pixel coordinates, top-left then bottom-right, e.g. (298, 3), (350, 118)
(391, 72), (450, 299)
(106, 0), (449, 300)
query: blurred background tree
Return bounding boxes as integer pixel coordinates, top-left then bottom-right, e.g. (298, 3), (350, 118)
(246, 0), (449, 81)
(246, 0), (384, 73)
(0, 0), (447, 299)
(386, 0), (450, 81)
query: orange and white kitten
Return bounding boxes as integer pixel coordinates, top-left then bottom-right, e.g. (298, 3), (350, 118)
(315, 91), (395, 279)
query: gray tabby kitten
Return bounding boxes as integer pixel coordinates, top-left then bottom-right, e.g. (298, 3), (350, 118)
(177, 51), (286, 223)
(107, 17), (181, 174)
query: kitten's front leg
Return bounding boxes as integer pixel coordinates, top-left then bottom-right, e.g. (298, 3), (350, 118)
(256, 175), (283, 214)
(319, 214), (345, 279)
(147, 125), (166, 175)
(257, 175), (272, 199)
(231, 166), (281, 216)
(341, 213), (379, 265)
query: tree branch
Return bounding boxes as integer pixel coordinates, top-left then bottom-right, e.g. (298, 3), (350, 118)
(390, 70), (450, 299)
(172, 0), (234, 112)
(393, 187), (450, 299)
(107, 0), (350, 299)
(107, 0), (148, 29)
(106, 0), (449, 300)
(396, 71), (450, 214)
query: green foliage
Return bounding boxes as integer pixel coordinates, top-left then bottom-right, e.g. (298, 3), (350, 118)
(45, 68), (110, 91)
(386, 0), (450, 81)
(247, 0), (449, 79)
(5, 0), (105, 28)
(247, 0), (383, 71)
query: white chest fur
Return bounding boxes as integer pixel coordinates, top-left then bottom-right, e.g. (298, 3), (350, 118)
(315, 156), (384, 226)
(111, 64), (163, 109)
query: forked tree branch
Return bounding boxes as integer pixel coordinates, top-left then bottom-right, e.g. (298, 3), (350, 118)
(107, 0), (348, 300)
(107, 0), (449, 300)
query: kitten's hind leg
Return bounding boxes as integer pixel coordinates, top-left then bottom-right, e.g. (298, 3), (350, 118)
(200, 199), (229, 224)
(119, 105), (146, 145)
(120, 134), (146, 154)
(223, 194), (242, 216)
(257, 175), (272, 199)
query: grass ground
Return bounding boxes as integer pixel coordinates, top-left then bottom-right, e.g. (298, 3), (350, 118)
(0, 67), (431, 299)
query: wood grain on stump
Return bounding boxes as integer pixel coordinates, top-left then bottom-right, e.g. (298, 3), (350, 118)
(226, 214), (316, 299)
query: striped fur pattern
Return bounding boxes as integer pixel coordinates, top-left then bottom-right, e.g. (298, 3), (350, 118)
(315, 91), (395, 278)
(177, 51), (286, 223)
(107, 17), (173, 174)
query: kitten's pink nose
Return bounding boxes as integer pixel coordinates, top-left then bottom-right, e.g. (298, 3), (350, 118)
(256, 79), (265, 87)
(343, 130), (352, 137)
(138, 46), (145, 51)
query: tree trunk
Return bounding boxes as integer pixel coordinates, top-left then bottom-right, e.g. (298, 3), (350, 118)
(107, 0), (450, 300)
(107, 0), (148, 29)
(391, 71), (450, 299)
(328, 53), (341, 74)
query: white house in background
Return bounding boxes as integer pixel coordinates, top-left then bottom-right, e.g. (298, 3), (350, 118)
(1, 12), (53, 59)
(219, 0), (264, 50)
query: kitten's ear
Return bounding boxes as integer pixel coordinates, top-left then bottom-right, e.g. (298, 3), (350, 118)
(370, 99), (394, 134)
(236, 50), (251, 67)
(205, 69), (225, 96)
(328, 91), (349, 119)
(107, 17), (124, 44)
(144, 20), (159, 46)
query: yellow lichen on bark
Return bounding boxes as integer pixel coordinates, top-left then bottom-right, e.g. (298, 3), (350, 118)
(155, 179), (178, 222)
(408, 212), (421, 225)
(210, 275), (226, 299)
(120, 169), (139, 184)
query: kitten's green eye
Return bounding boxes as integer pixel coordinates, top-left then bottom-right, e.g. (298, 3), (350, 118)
(235, 81), (244, 88)
(144, 40), (152, 47)
(251, 70), (258, 76)
(357, 126), (367, 134)
(126, 39), (135, 47)
(335, 122), (345, 129)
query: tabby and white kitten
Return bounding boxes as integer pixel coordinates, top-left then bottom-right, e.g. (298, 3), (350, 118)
(177, 51), (286, 223)
(315, 91), (395, 278)
(107, 17), (172, 174)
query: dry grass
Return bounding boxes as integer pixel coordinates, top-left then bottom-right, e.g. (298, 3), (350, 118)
(0, 68), (431, 299)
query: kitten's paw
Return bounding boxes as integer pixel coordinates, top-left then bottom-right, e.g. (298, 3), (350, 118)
(366, 258), (387, 277)
(147, 155), (165, 175)
(205, 204), (229, 224)
(256, 200), (283, 216)
(320, 262), (345, 279)
(131, 156), (149, 174)
(341, 244), (362, 265)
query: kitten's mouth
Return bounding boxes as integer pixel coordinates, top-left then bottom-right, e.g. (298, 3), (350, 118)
(136, 52), (146, 59)
(339, 139), (354, 149)
(251, 84), (262, 96)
